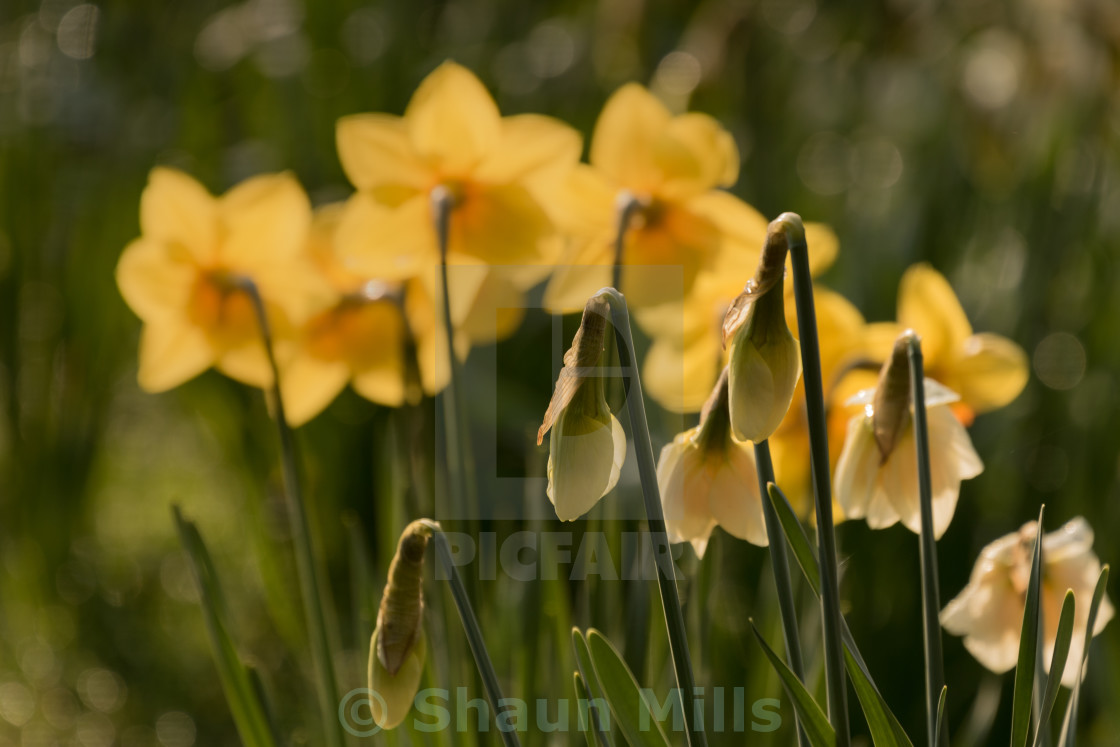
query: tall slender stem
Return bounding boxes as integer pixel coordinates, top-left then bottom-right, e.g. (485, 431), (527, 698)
(241, 280), (344, 747)
(599, 287), (706, 747)
(431, 187), (478, 521)
(785, 214), (850, 745)
(610, 192), (642, 292)
(754, 441), (809, 747)
(906, 335), (947, 747)
(430, 528), (520, 747)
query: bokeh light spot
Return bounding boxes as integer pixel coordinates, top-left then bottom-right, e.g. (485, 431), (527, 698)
(1033, 332), (1086, 390)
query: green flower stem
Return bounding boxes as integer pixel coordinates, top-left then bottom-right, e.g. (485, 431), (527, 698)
(784, 214), (850, 746)
(241, 280), (344, 747)
(598, 287), (706, 747)
(906, 334), (947, 747)
(431, 187), (479, 521)
(610, 192), (643, 291)
(753, 441), (809, 747)
(429, 525), (521, 747)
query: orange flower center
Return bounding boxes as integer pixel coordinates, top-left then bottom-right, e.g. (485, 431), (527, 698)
(188, 270), (260, 347)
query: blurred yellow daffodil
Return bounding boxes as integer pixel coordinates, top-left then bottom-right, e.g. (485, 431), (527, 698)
(335, 61), (581, 293)
(865, 263), (1029, 424)
(280, 205), (453, 426)
(116, 168), (326, 392)
(544, 83), (765, 309)
(657, 370), (767, 558)
(833, 337), (983, 539)
(941, 517), (1114, 687)
(538, 296), (626, 521)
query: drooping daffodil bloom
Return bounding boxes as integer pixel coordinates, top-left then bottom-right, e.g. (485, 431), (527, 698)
(115, 168), (327, 391)
(369, 520), (435, 729)
(544, 83), (765, 310)
(537, 295), (626, 521)
(335, 61), (581, 292)
(723, 214), (803, 444)
(941, 518), (1114, 687)
(833, 333), (983, 539)
(656, 369), (767, 558)
(864, 263), (1029, 424)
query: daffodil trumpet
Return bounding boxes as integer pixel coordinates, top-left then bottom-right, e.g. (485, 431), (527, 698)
(782, 211), (850, 744)
(239, 278), (345, 747)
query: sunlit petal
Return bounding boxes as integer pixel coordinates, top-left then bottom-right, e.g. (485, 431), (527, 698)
(139, 167), (218, 263)
(404, 61), (502, 176)
(897, 263), (973, 366)
(136, 319), (214, 392)
(589, 83), (672, 190)
(337, 113), (430, 191)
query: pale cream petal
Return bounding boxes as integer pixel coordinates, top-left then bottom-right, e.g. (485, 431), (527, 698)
(281, 356), (350, 426)
(879, 426), (922, 534)
(336, 113), (430, 191)
(941, 577), (1023, 674)
(404, 61), (502, 176)
(727, 323), (802, 443)
(1043, 517), (1095, 563)
(474, 114), (582, 185)
(657, 432), (715, 545)
(220, 172), (312, 268)
(833, 415), (882, 522)
(369, 627), (426, 729)
(606, 414), (627, 495)
(547, 409), (621, 522)
(898, 263), (973, 367)
(136, 320), (215, 392)
(708, 443), (768, 547)
(116, 238), (197, 322)
(589, 83), (672, 190)
(139, 167), (218, 263)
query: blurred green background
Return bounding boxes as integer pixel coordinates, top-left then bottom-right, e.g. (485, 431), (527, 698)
(2, 0), (1120, 744)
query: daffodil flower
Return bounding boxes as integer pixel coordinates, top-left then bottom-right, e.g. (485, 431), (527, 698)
(544, 83), (766, 309)
(722, 215), (804, 444)
(656, 370), (767, 558)
(537, 296), (626, 521)
(335, 61), (581, 295)
(116, 168), (327, 391)
(833, 338), (983, 538)
(941, 518), (1114, 687)
(864, 263), (1029, 424)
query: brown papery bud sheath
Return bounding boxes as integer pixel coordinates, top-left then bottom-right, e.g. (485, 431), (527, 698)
(376, 519), (434, 675)
(872, 333), (916, 463)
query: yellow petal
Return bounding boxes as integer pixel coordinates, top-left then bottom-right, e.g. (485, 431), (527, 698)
(281, 356), (350, 427)
(336, 113), (430, 191)
(804, 221), (839, 276)
(404, 61), (501, 176)
(353, 365), (407, 408)
(139, 167), (218, 263)
(897, 263), (973, 366)
(116, 238), (197, 322)
(219, 172), (311, 268)
(949, 333), (1029, 413)
(336, 193), (434, 281)
(547, 164), (616, 238)
(655, 113), (740, 198)
(589, 83), (671, 190)
(643, 333), (722, 414)
(217, 342), (273, 388)
(451, 183), (551, 266)
(136, 320), (214, 392)
(474, 114), (582, 186)
(456, 269), (526, 345)
(541, 256), (612, 315)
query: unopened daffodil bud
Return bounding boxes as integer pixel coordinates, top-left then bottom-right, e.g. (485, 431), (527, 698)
(656, 369), (767, 558)
(723, 214), (803, 443)
(368, 519), (434, 730)
(941, 518), (1113, 687)
(833, 333), (983, 539)
(538, 295), (626, 521)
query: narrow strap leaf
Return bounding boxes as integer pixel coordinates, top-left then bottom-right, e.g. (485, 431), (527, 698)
(585, 629), (672, 747)
(1057, 565), (1109, 747)
(1033, 591), (1075, 747)
(934, 686), (948, 747)
(751, 622), (837, 747)
(1011, 505), (1046, 747)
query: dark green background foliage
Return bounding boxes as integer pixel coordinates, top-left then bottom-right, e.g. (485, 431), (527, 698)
(1, 0), (1118, 744)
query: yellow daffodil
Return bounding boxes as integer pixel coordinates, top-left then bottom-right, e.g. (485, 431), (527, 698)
(335, 61), (580, 298)
(865, 263), (1028, 424)
(656, 370), (767, 558)
(537, 296), (626, 521)
(116, 167), (326, 391)
(369, 520), (434, 729)
(833, 337), (983, 539)
(941, 518), (1114, 687)
(543, 83), (766, 310)
(723, 215), (803, 443)
(279, 205), (454, 425)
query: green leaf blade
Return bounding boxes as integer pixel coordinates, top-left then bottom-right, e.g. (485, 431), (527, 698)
(752, 622), (836, 747)
(585, 629), (671, 747)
